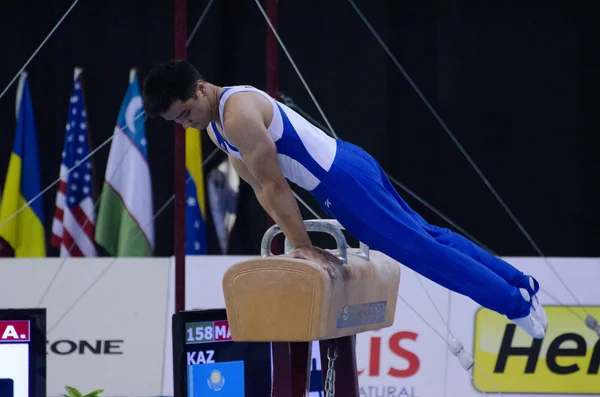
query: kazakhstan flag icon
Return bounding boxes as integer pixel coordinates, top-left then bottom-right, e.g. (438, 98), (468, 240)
(188, 361), (245, 396)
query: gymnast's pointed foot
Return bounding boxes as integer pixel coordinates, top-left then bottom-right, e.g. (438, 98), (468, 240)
(511, 288), (546, 339)
(516, 275), (548, 331)
(526, 276), (548, 331)
(531, 294), (548, 331)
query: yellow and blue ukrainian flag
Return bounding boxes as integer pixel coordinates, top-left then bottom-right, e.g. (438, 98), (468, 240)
(185, 127), (207, 254)
(0, 73), (46, 257)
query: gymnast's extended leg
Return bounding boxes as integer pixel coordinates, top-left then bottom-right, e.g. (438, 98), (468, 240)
(311, 141), (545, 338)
(376, 171), (547, 328)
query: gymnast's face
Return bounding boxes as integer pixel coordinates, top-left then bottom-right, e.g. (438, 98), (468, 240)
(162, 80), (213, 130)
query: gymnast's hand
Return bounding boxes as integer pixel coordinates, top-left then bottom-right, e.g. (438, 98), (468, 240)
(290, 245), (343, 279)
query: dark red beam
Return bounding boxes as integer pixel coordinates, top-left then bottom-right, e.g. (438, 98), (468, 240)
(174, 0), (187, 313)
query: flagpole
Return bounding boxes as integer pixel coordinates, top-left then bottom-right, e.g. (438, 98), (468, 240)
(15, 72), (27, 119)
(174, 0), (187, 313)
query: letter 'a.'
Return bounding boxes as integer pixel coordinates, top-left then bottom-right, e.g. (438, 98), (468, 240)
(1, 326), (19, 340)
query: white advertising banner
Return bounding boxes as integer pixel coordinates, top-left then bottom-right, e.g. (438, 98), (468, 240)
(0, 258), (171, 397)
(164, 255), (600, 397)
(1, 255), (598, 397)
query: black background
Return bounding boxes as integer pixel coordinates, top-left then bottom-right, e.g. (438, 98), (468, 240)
(0, 0), (599, 257)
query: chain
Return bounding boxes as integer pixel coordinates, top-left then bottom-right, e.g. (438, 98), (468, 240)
(325, 342), (338, 397)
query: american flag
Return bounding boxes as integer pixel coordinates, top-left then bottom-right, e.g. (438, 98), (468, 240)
(51, 70), (97, 257)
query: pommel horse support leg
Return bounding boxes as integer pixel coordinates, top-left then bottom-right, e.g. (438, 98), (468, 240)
(223, 220), (401, 397)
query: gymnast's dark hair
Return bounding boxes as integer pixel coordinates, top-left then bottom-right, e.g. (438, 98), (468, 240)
(142, 59), (204, 117)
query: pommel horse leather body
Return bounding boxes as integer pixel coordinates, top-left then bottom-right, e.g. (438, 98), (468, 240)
(222, 220), (401, 397)
(222, 249), (400, 342)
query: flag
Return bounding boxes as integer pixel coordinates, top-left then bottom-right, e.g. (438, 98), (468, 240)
(51, 68), (97, 257)
(188, 361), (245, 396)
(186, 126), (207, 254)
(207, 157), (239, 254)
(0, 72), (46, 257)
(95, 69), (154, 256)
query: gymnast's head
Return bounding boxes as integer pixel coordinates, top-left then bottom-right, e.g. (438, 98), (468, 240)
(142, 59), (219, 130)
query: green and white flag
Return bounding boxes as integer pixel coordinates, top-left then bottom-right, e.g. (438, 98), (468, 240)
(95, 70), (154, 256)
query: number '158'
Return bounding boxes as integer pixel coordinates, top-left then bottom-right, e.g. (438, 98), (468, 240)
(187, 325), (213, 342)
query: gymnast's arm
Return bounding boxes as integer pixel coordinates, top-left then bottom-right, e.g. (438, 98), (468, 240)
(227, 155), (272, 217)
(222, 95), (312, 250)
(227, 148), (342, 275)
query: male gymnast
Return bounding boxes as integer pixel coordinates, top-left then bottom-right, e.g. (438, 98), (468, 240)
(142, 60), (547, 339)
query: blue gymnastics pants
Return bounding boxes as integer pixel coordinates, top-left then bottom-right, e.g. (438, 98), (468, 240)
(310, 140), (532, 320)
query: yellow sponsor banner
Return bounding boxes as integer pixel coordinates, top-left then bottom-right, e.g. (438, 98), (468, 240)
(473, 306), (600, 394)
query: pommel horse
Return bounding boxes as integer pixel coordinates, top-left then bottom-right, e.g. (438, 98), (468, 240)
(223, 219), (401, 397)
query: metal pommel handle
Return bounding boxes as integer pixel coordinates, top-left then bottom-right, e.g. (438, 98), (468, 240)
(260, 219), (349, 263)
(284, 220), (371, 261)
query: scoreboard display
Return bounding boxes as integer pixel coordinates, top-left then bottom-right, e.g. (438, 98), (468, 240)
(172, 309), (271, 397)
(0, 309), (46, 397)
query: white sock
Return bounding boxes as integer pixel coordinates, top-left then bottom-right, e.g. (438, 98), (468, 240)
(528, 276), (548, 330)
(531, 295), (548, 330)
(511, 289), (545, 339)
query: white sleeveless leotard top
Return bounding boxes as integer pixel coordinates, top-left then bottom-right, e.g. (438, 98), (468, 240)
(211, 85), (337, 191)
